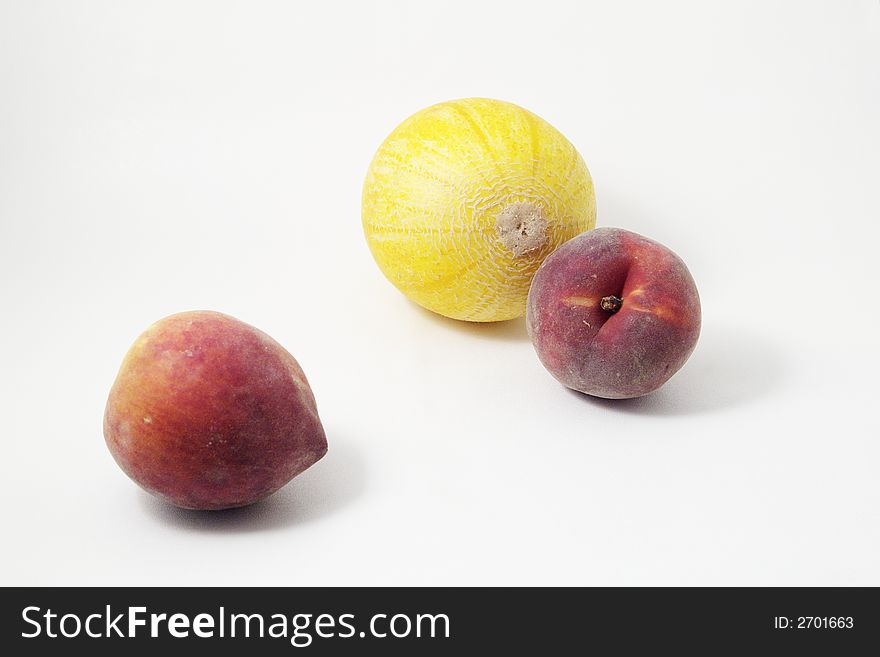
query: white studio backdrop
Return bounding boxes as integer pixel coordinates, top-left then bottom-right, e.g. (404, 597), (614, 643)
(0, 1), (878, 585)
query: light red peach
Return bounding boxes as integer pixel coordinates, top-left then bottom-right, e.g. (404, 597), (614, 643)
(104, 311), (327, 509)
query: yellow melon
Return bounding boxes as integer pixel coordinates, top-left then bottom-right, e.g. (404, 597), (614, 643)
(362, 98), (596, 322)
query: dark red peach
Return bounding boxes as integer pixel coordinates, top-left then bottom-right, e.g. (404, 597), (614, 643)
(526, 227), (701, 399)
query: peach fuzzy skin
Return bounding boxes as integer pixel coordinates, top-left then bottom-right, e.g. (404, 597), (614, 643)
(103, 311), (327, 510)
(526, 228), (701, 399)
(362, 98), (596, 322)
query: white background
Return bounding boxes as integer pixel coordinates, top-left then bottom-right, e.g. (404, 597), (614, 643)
(1, 0), (878, 586)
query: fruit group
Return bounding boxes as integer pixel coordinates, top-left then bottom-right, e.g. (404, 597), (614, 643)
(362, 98), (596, 322)
(103, 311), (327, 510)
(526, 227), (701, 398)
